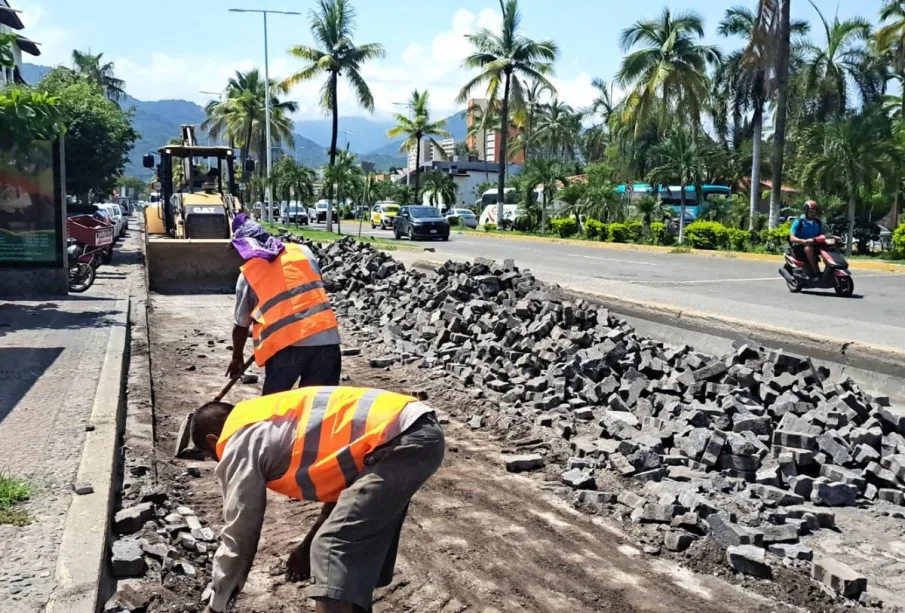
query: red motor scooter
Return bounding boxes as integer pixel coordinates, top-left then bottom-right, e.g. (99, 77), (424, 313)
(778, 235), (854, 297)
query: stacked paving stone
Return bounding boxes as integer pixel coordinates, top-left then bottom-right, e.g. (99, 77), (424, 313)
(105, 483), (214, 612)
(286, 235), (905, 600)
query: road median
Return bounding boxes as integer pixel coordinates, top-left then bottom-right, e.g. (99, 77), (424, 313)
(457, 229), (905, 273)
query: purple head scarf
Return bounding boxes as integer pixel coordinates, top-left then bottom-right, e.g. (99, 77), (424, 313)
(230, 213), (285, 262)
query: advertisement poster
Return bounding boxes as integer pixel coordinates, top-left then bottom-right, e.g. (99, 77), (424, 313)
(0, 140), (63, 266)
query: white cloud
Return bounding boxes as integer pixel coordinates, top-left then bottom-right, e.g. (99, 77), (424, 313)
(15, 2), (602, 124)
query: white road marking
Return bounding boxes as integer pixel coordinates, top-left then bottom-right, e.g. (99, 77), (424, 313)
(644, 272), (905, 286)
(567, 253), (656, 266)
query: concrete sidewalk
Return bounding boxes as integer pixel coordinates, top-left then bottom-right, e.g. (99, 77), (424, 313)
(0, 229), (140, 612)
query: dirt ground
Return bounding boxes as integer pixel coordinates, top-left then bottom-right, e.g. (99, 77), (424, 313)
(144, 294), (870, 613)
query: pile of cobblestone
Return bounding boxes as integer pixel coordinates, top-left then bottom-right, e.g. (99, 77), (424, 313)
(298, 235), (905, 603)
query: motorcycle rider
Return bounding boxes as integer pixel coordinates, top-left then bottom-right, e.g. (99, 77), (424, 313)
(789, 200), (823, 278)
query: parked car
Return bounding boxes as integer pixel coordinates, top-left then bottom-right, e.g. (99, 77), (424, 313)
(370, 202), (399, 229)
(311, 200), (339, 223)
(282, 201), (310, 225)
(444, 208), (478, 229)
(100, 203), (126, 239)
(393, 205), (450, 241)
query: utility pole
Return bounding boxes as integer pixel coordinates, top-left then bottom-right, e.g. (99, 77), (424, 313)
(229, 8), (300, 224)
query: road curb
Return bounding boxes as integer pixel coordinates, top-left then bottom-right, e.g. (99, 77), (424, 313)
(457, 230), (905, 273)
(406, 257), (905, 381)
(45, 297), (130, 613)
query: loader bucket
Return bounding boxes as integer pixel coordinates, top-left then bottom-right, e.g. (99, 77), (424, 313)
(147, 237), (244, 294)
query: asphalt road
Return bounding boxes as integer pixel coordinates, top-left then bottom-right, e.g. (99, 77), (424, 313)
(312, 222), (905, 351)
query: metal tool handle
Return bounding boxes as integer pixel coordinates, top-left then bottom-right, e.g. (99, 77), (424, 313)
(213, 354), (255, 402)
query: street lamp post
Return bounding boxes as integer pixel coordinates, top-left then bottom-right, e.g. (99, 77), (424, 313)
(229, 7), (300, 224)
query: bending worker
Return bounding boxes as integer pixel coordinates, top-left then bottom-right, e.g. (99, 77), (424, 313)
(228, 214), (341, 393)
(194, 385), (445, 613)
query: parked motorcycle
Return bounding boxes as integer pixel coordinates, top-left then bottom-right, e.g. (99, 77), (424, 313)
(778, 235), (854, 297)
(67, 240), (105, 293)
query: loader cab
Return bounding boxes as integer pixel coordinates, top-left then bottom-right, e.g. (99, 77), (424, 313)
(143, 145), (247, 239)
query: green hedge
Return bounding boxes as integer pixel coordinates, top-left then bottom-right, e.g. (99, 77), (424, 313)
(483, 223), (497, 232)
(608, 222), (629, 243)
(650, 222), (672, 246)
(584, 218), (607, 241)
(759, 221), (793, 252)
(726, 228), (749, 251)
(550, 217), (579, 237)
(684, 221), (730, 250)
(893, 223), (905, 255)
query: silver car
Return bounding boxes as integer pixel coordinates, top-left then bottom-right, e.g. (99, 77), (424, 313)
(445, 208), (478, 229)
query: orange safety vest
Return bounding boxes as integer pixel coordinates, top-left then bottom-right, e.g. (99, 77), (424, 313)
(241, 244), (338, 367)
(215, 386), (416, 502)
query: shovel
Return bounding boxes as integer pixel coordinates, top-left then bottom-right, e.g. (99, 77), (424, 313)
(174, 354), (255, 459)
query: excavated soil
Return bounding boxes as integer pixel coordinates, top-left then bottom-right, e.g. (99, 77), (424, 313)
(143, 295), (867, 612)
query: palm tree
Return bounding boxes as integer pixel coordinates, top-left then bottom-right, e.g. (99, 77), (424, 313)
(770, 0), (792, 229)
(646, 129), (712, 244)
(634, 196), (669, 237)
(717, 5), (809, 230)
(522, 158), (568, 234)
(802, 2), (876, 120)
(616, 9), (721, 135)
(322, 147), (363, 234)
(386, 89), (450, 204)
(535, 99), (581, 159)
(457, 0), (559, 228)
(799, 107), (898, 255)
(71, 50), (126, 102)
(281, 0), (384, 231)
(513, 78), (554, 161)
(878, 1), (905, 118)
(423, 171), (458, 208)
(202, 70), (297, 176)
(273, 158), (316, 208)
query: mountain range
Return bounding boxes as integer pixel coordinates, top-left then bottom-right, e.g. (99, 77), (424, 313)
(22, 63), (467, 179)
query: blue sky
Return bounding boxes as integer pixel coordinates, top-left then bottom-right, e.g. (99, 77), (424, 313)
(16, 0), (886, 119)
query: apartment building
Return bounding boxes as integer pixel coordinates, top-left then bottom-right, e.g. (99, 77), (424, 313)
(0, 0), (41, 86)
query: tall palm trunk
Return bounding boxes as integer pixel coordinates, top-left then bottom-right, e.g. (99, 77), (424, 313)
(679, 182), (687, 244)
(483, 127), (490, 182)
(497, 72), (512, 225)
(413, 134), (422, 205)
(326, 72), (339, 232)
(749, 104), (763, 231)
(846, 192), (856, 256)
(769, 0), (791, 229)
(540, 190), (547, 234)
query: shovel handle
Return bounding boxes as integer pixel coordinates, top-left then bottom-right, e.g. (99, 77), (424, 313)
(214, 354), (256, 403)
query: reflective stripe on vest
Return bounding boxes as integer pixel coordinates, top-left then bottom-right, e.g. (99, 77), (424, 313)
(240, 244), (338, 366)
(215, 386), (417, 503)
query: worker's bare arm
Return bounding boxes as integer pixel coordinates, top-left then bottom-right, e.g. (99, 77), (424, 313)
(285, 502), (337, 582)
(227, 325), (250, 378)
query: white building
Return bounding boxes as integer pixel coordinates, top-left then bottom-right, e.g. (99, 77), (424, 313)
(0, 1), (41, 86)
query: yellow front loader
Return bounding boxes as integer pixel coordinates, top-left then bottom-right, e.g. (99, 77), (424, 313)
(142, 125), (254, 293)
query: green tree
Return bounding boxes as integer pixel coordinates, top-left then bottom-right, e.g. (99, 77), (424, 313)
(457, 0), (559, 228)
(617, 8), (721, 134)
(717, 5), (809, 230)
(386, 89), (450, 204)
(202, 70), (297, 171)
(118, 176), (150, 200)
(0, 87), (63, 148)
(534, 98), (581, 159)
(37, 76), (138, 202)
(282, 0), (384, 230)
(71, 50), (126, 103)
(272, 157), (316, 206)
(633, 195), (669, 237)
(877, 1), (905, 118)
(802, 2), (876, 120)
(521, 158), (568, 233)
(646, 129), (712, 244)
(422, 170), (458, 208)
(322, 147), (363, 233)
(799, 107), (899, 254)
(0, 32), (16, 69)
(769, 0), (792, 229)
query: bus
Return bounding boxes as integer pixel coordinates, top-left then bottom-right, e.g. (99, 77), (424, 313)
(615, 183), (731, 220)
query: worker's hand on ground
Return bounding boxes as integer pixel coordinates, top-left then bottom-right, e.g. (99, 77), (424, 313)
(285, 542), (311, 582)
(226, 356), (245, 379)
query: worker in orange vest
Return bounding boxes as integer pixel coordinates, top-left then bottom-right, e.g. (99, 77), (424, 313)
(193, 385), (445, 613)
(228, 214), (341, 393)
